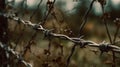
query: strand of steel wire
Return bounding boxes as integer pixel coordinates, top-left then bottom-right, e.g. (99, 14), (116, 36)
(0, 12), (120, 54)
(0, 42), (32, 67)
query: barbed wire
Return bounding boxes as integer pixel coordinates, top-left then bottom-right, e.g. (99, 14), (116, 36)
(1, 0), (120, 67)
(0, 11), (120, 67)
(0, 12), (120, 53)
(0, 42), (32, 67)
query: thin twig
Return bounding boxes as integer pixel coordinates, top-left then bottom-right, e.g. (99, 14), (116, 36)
(78, 0), (95, 37)
(100, 1), (115, 67)
(29, 0), (43, 20)
(40, 0), (56, 25)
(66, 45), (76, 67)
(22, 31), (38, 57)
(103, 19), (113, 44)
(21, 0), (56, 57)
(112, 23), (120, 67)
(14, 25), (26, 50)
(113, 27), (120, 42)
(13, 0), (28, 50)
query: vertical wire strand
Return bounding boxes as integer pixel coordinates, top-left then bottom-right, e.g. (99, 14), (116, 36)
(78, 0), (95, 37)
(66, 45), (76, 67)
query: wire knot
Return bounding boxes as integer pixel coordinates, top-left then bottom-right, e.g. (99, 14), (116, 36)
(32, 24), (40, 30)
(80, 41), (93, 48)
(18, 55), (23, 62)
(99, 43), (111, 53)
(43, 29), (53, 38)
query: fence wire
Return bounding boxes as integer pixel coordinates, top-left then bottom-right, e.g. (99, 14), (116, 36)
(0, 0), (120, 67)
(0, 42), (32, 67)
(0, 8), (120, 66)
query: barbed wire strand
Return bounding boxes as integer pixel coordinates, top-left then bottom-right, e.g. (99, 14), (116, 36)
(1, 0), (120, 67)
(1, 12), (120, 66)
(1, 11), (120, 66)
(0, 11), (120, 53)
(0, 42), (32, 67)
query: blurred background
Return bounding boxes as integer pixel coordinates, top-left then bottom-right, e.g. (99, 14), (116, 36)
(5, 0), (120, 67)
